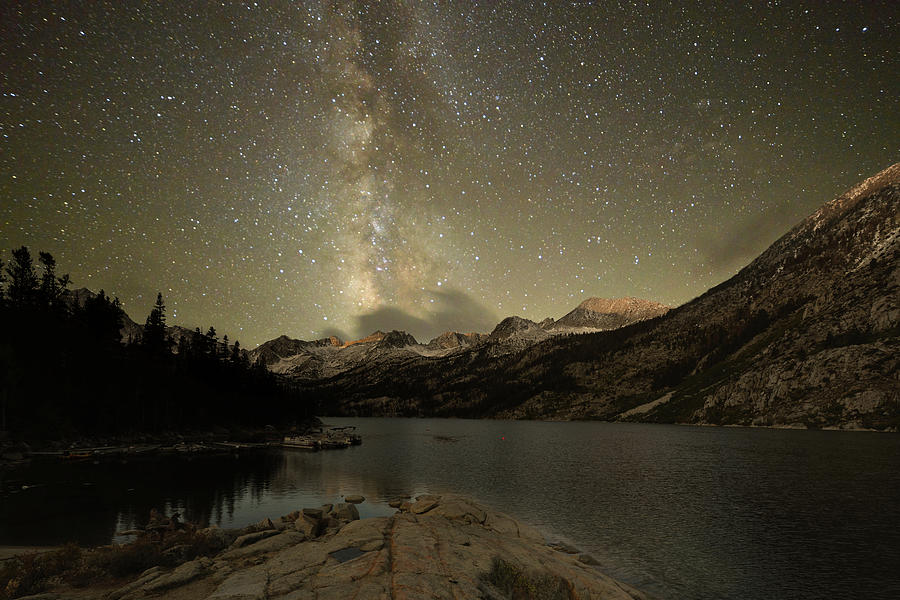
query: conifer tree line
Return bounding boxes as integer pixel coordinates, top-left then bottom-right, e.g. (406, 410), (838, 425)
(0, 246), (310, 440)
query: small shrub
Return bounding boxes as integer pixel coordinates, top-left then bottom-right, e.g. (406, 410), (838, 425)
(0, 526), (219, 597)
(85, 539), (164, 579)
(482, 557), (575, 600)
(65, 563), (108, 588)
(0, 544), (81, 599)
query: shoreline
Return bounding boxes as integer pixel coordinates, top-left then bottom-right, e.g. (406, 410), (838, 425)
(1, 419), (369, 470)
(3, 415), (892, 463)
(0, 494), (649, 600)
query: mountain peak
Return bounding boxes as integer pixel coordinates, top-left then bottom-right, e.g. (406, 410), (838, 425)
(489, 316), (542, 340)
(377, 330), (419, 348)
(552, 297), (670, 331)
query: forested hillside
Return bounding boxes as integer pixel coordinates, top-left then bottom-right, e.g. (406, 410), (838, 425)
(0, 247), (309, 441)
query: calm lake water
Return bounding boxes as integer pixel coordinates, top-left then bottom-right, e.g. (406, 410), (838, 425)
(2, 418), (899, 599)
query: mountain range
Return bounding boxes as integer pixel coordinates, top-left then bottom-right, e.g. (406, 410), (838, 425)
(246, 296), (669, 381)
(68, 163), (899, 430)
(286, 163), (899, 429)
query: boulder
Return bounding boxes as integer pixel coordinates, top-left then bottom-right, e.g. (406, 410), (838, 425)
(331, 502), (360, 522)
(344, 495), (365, 504)
(295, 515), (322, 539)
(281, 510), (301, 523)
(302, 507), (324, 520)
(410, 497), (440, 514)
(272, 519), (290, 531)
(322, 516), (343, 532)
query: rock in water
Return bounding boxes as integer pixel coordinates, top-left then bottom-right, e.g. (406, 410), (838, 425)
(331, 502), (360, 521)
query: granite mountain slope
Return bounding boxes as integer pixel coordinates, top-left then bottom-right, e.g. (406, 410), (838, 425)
(304, 163), (900, 429)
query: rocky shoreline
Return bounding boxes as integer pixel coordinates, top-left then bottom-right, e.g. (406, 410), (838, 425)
(0, 420), (344, 470)
(10, 495), (648, 600)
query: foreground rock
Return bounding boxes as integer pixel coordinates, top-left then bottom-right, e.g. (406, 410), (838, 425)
(97, 495), (646, 600)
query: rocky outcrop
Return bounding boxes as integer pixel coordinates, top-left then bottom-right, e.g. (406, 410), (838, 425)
(425, 331), (488, 351)
(248, 334), (342, 367)
(550, 297), (670, 331)
(377, 330), (419, 349)
(91, 496), (646, 600)
(488, 316), (545, 341)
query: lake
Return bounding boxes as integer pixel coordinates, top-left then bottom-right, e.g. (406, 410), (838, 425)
(2, 418), (899, 599)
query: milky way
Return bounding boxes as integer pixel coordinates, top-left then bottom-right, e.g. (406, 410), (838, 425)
(1, 1), (897, 346)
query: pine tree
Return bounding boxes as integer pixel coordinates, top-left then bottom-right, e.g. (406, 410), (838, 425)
(143, 292), (169, 353)
(191, 327), (203, 358)
(38, 251), (69, 307)
(177, 333), (190, 357)
(83, 289), (123, 343)
(0, 257), (6, 303)
(204, 326), (217, 357)
(5, 246), (39, 309)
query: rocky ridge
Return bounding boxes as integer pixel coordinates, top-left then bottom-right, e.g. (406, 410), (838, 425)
(305, 163), (900, 429)
(44, 496), (646, 600)
(247, 296), (666, 382)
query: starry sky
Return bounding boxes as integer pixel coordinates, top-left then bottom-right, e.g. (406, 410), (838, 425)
(2, 1), (897, 347)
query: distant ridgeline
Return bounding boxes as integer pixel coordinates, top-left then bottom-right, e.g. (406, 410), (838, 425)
(0, 246), (308, 440)
(297, 164), (900, 430)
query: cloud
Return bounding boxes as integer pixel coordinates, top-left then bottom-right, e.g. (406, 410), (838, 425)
(699, 203), (803, 275)
(354, 306), (431, 341)
(351, 287), (498, 342)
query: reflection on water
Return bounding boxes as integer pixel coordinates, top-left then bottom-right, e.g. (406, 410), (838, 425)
(2, 418), (900, 600)
(1, 451), (285, 546)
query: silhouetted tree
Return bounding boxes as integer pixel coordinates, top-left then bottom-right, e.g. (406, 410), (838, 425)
(82, 289), (123, 343)
(5, 246), (38, 309)
(142, 292), (170, 354)
(230, 340), (244, 366)
(176, 332), (190, 357)
(204, 326), (217, 357)
(38, 250), (69, 309)
(0, 248), (310, 438)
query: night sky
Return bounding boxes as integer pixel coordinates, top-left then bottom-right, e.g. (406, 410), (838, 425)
(2, 2), (897, 347)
